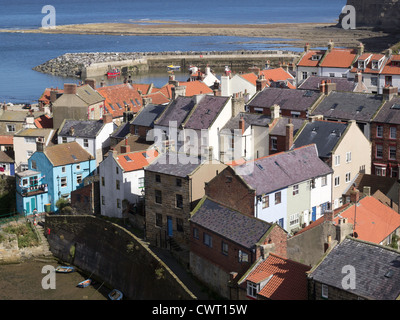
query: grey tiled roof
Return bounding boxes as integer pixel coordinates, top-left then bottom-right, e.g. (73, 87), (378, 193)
(222, 112), (272, 132)
(190, 197), (272, 249)
(111, 121), (130, 139)
(311, 91), (383, 122)
(144, 150), (205, 177)
(292, 120), (349, 159)
(58, 120), (106, 138)
(269, 117), (305, 136)
(298, 76), (356, 92)
(309, 238), (400, 300)
(372, 96), (400, 125)
(247, 87), (321, 112)
(155, 96), (195, 127)
(131, 104), (165, 128)
(233, 144), (333, 195)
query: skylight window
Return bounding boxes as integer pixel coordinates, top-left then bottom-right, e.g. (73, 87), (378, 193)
(256, 163), (264, 170)
(356, 106), (364, 113)
(142, 152), (149, 158)
(391, 104), (400, 110)
(331, 103), (338, 110)
(124, 155), (132, 162)
(303, 90), (314, 97)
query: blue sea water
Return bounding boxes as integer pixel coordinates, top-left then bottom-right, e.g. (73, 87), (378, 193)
(0, 0), (346, 102)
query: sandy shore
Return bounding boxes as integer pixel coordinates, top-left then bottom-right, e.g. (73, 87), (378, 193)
(0, 22), (394, 52)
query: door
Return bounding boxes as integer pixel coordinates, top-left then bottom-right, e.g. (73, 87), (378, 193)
(26, 201), (30, 215)
(312, 206), (316, 221)
(31, 198), (36, 214)
(167, 216), (173, 237)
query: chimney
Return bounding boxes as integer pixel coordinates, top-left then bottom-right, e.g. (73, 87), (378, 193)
(168, 73), (176, 84)
(220, 75), (230, 97)
(363, 186), (371, 196)
(285, 119), (294, 151)
(69, 126), (75, 136)
(232, 92), (245, 117)
(63, 83), (77, 95)
(350, 187), (360, 203)
(239, 115), (245, 135)
(357, 42), (364, 56)
(50, 90), (59, 103)
(120, 138), (130, 154)
(143, 97), (152, 107)
(171, 85), (186, 99)
(256, 74), (267, 92)
(205, 65), (211, 75)
(327, 40), (334, 52)
(102, 113), (113, 124)
(84, 79), (96, 90)
(325, 81), (336, 95)
(385, 48), (393, 58)
(355, 72), (363, 83)
(324, 209), (334, 222)
(24, 111), (35, 128)
(383, 86), (398, 101)
(309, 115), (324, 122)
(36, 138), (45, 152)
(319, 80), (326, 94)
(304, 43), (310, 52)
(270, 104), (280, 119)
(265, 60), (271, 69)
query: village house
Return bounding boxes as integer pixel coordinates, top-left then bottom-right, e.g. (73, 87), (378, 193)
(57, 114), (116, 166)
(307, 237), (400, 300)
(297, 75), (357, 92)
(130, 103), (166, 141)
(37, 87), (63, 114)
(187, 65), (220, 87)
(99, 146), (158, 219)
(189, 196), (288, 299)
(0, 107), (44, 136)
(292, 119), (371, 209)
(16, 141), (95, 214)
(205, 144), (333, 233)
(144, 150), (226, 260)
(0, 150), (14, 176)
(52, 83), (105, 129)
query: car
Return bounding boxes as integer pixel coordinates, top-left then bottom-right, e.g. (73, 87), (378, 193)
(22, 103), (31, 109)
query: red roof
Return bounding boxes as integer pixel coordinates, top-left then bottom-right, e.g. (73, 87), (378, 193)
(297, 50), (326, 67)
(244, 254), (311, 300)
(319, 48), (357, 68)
(381, 55), (400, 75)
(0, 135), (13, 145)
(97, 83), (143, 118)
(38, 88), (64, 105)
(350, 53), (385, 74)
(34, 114), (53, 129)
(177, 81), (213, 96)
(143, 91), (170, 105)
(116, 148), (158, 172)
(240, 68), (295, 89)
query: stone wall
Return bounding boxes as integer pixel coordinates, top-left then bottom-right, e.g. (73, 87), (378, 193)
(45, 214), (196, 300)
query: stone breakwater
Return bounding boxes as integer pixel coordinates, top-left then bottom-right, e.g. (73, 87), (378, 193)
(33, 50), (300, 79)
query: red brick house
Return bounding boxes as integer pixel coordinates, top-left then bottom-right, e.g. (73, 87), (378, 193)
(189, 196), (287, 299)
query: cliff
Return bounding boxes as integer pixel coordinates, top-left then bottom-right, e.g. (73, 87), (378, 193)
(340, 0), (400, 31)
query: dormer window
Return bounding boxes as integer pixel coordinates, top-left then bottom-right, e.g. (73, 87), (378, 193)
(358, 60), (365, 69)
(311, 55), (321, 61)
(372, 61), (379, 69)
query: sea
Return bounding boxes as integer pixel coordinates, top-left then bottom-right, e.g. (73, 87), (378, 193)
(0, 0), (346, 103)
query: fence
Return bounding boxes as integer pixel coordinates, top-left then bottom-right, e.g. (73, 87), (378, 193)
(0, 211), (26, 227)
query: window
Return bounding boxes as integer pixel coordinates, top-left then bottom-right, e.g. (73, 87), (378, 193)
(193, 227), (199, 239)
(247, 282), (259, 299)
(155, 190), (162, 204)
(116, 179), (120, 190)
(289, 213), (299, 226)
(138, 177), (144, 188)
(84, 139), (89, 148)
(238, 250), (249, 263)
(25, 137), (36, 143)
(310, 178), (316, 189)
(176, 194), (183, 209)
(390, 127), (397, 140)
(262, 195), (269, 208)
(334, 155), (340, 166)
(221, 241), (228, 256)
(389, 146), (397, 160)
(371, 77), (378, 86)
(27, 150), (33, 158)
(62, 137), (67, 144)
(176, 218), (184, 232)
(275, 192), (281, 205)
(291, 111), (300, 118)
(302, 72), (308, 80)
(376, 125), (383, 138)
(334, 176), (340, 187)
(117, 198), (121, 208)
(329, 73), (335, 77)
(321, 284), (329, 299)
(62, 166), (66, 173)
(346, 152), (351, 163)
(156, 213), (162, 227)
(293, 184), (299, 195)
(101, 196), (105, 205)
(376, 144), (383, 158)
(176, 178), (182, 187)
(203, 233), (212, 247)
(101, 177), (105, 186)
(21, 164), (28, 171)
(31, 160), (37, 170)
(155, 174), (161, 182)
(116, 166), (119, 174)
(76, 174), (82, 184)
(6, 124), (15, 132)
(61, 177), (67, 188)
(376, 166), (386, 176)
(345, 172), (351, 183)
(271, 137), (277, 151)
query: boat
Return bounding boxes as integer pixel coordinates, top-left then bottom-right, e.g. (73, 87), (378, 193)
(55, 266), (75, 273)
(167, 65), (180, 71)
(107, 68), (121, 78)
(108, 289), (123, 300)
(77, 279), (92, 288)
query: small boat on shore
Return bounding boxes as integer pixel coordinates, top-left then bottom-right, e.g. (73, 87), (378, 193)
(77, 279), (92, 288)
(107, 68), (121, 77)
(108, 289), (123, 300)
(167, 65), (180, 71)
(55, 266), (75, 273)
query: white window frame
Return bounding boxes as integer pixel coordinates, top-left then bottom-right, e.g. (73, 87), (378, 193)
(334, 176), (340, 187)
(83, 138), (89, 148)
(271, 137), (278, 151)
(6, 124), (15, 133)
(289, 213), (299, 227)
(321, 176), (327, 186)
(238, 250), (249, 263)
(334, 155), (340, 166)
(376, 125), (383, 138)
(293, 184), (299, 196)
(60, 177), (67, 188)
(322, 284), (329, 299)
(345, 172), (351, 183)
(247, 281), (259, 299)
(346, 152), (351, 163)
(203, 233), (212, 248)
(390, 127), (397, 140)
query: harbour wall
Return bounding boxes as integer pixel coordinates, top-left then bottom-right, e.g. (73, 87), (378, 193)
(33, 50), (300, 79)
(45, 214), (196, 300)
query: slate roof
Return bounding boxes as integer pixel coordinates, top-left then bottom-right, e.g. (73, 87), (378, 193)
(58, 120), (106, 138)
(144, 150), (205, 177)
(310, 91), (383, 122)
(110, 121), (131, 140)
(184, 95), (230, 130)
(131, 104), (166, 128)
(242, 254), (311, 300)
(155, 96), (196, 128)
(292, 120), (349, 159)
(222, 112), (272, 132)
(44, 141), (94, 167)
(269, 117), (305, 136)
(232, 144), (333, 195)
(297, 76), (356, 92)
(309, 237), (400, 300)
(343, 173), (398, 198)
(247, 87), (321, 113)
(113, 135), (153, 154)
(190, 197), (273, 249)
(372, 96), (400, 125)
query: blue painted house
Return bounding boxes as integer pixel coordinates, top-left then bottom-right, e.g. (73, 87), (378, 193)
(16, 141), (95, 214)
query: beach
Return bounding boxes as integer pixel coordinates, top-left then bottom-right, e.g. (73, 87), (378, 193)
(0, 22), (394, 52)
